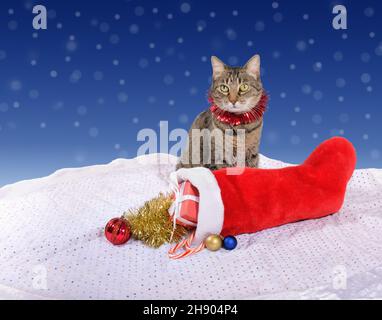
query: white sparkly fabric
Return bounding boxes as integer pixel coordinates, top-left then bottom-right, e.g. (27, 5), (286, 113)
(0, 153), (382, 300)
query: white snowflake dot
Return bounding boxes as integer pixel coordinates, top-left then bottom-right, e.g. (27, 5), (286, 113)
(296, 40), (307, 51)
(255, 21), (265, 32)
(333, 51), (344, 61)
(313, 62), (322, 72)
(129, 24), (139, 34)
(273, 12), (283, 23)
(361, 73), (371, 84)
(134, 6), (145, 17)
(89, 127), (99, 138)
(50, 70), (58, 78)
(180, 3), (191, 14)
(364, 7), (375, 18)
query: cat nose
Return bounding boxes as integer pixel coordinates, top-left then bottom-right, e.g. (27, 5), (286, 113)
(229, 96), (238, 105)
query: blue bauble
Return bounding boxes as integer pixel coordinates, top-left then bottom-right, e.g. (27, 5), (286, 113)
(223, 235), (237, 250)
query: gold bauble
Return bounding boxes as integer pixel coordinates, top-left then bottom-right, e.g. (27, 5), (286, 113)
(204, 235), (223, 251)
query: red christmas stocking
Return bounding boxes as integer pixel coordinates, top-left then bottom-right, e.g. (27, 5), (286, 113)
(171, 137), (356, 244)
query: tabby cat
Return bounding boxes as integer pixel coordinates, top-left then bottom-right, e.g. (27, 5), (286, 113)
(177, 54), (267, 170)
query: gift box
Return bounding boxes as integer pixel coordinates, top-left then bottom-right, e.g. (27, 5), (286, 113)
(169, 181), (199, 228)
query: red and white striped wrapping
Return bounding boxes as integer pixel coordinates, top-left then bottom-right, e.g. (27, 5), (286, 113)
(168, 230), (205, 259)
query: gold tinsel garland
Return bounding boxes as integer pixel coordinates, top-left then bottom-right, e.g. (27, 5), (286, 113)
(123, 193), (188, 248)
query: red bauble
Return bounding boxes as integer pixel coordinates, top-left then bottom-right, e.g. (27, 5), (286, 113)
(105, 218), (131, 245)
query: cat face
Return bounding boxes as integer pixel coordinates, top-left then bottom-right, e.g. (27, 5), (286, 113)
(209, 55), (263, 114)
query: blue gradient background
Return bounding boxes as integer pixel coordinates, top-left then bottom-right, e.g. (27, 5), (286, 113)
(0, 0), (381, 186)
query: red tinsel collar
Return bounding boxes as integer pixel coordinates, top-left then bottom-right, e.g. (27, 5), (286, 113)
(209, 93), (268, 126)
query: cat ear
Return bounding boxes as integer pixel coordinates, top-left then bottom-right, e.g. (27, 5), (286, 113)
(211, 56), (226, 79)
(245, 54), (261, 79)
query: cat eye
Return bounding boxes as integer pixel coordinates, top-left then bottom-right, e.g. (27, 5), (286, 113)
(239, 84), (249, 93)
(218, 84), (229, 94)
